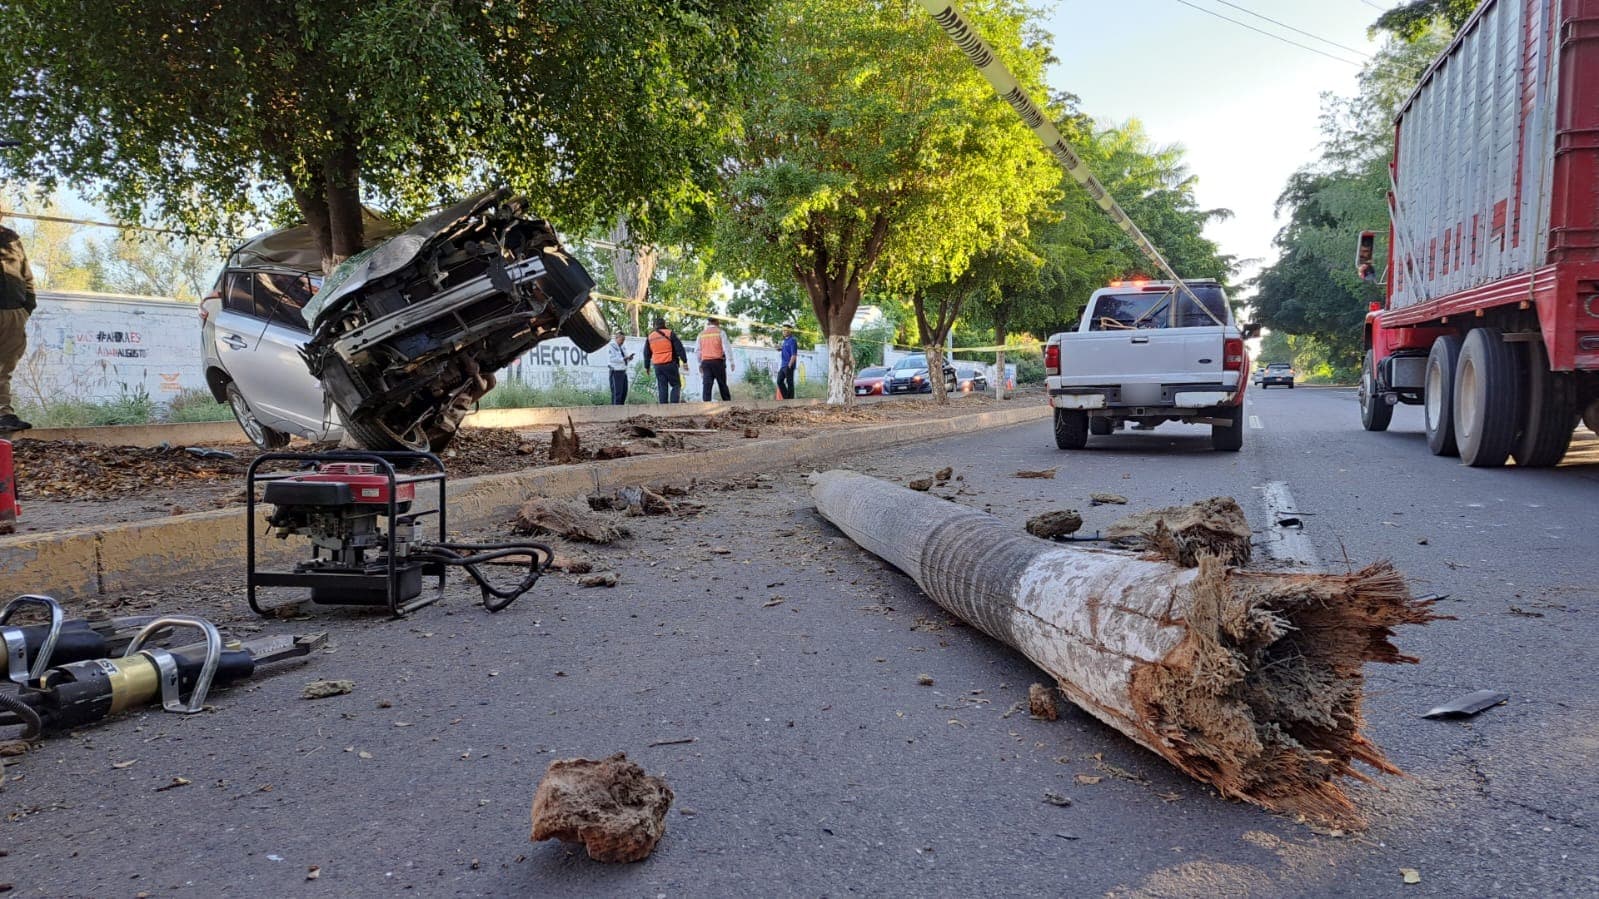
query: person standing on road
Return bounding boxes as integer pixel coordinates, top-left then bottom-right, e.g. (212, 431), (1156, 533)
(0, 225), (36, 432)
(606, 331), (634, 405)
(777, 325), (798, 400)
(644, 316), (686, 404)
(697, 315), (734, 402)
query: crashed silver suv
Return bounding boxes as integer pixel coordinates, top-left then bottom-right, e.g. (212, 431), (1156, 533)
(202, 187), (605, 451)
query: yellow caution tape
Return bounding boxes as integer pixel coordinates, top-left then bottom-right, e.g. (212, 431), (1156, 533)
(916, 1), (1204, 310)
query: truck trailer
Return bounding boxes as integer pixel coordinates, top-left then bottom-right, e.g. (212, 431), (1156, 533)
(1360, 0), (1599, 467)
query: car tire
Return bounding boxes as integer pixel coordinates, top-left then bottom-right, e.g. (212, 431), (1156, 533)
(1511, 339), (1577, 468)
(1089, 417), (1113, 436)
(1053, 408), (1088, 450)
(1424, 334), (1463, 456)
(225, 382), (290, 450)
(1359, 350), (1393, 432)
(344, 414), (433, 453)
(1210, 404), (1244, 452)
(559, 302), (609, 353)
(1453, 328), (1522, 468)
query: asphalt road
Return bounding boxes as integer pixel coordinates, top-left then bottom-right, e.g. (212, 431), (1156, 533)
(4, 387), (1595, 897)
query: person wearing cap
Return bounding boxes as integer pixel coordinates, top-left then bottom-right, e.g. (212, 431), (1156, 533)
(0, 224), (36, 432)
(697, 315), (734, 402)
(777, 325), (799, 400)
(643, 315), (687, 404)
(606, 331), (634, 405)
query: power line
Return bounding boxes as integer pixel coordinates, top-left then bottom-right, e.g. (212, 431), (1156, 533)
(0, 209), (230, 239)
(1209, 0), (1371, 57)
(1359, 0), (1390, 11)
(1173, 0), (1365, 67)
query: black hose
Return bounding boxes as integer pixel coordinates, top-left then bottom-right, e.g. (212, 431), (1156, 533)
(0, 690), (43, 741)
(414, 540), (552, 612)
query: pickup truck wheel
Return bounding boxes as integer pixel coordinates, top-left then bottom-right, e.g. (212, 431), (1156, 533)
(1210, 404), (1243, 451)
(1359, 350), (1393, 432)
(225, 382), (290, 450)
(1089, 417), (1113, 436)
(1454, 328), (1522, 468)
(1510, 339), (1575, 468)
(1424, 334), (1462, 456)
(1053, 409), (1088, 450)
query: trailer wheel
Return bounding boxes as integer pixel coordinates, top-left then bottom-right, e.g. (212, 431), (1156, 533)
(1454, 328), (1522, 468)
(1210, 404), (1244, 452)
(1424, 334), (1462, 456)
(1359, 350), (1393, 432)
(1511, 339), (1577, 467)
(1089, 417), (1113, 436)
(1053, 408), (1088, 450)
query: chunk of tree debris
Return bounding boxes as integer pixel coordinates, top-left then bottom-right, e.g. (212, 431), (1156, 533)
(530, 753), (674, 863)
(578, 572), (619, 588)
(917, 673), (935, 686)
(548, 416), (583, 464)
(1421, 690), (1508, 720)
(514, 499), (629, 544)
(933, 466), (953, 482)
(1014, 469), (1057, 479)
(1028, 683), (1058, 720)
(1089, 493), (1128, 505)
(594, 445), (633, 460)
(812, 470), (1438, 827)
(907, 478), (934, 491)
(1025, 510), (1084, 540)
(1107, 497), (1253, 567)
(588, 485), (701, 518)
(301, 679), (355, 700)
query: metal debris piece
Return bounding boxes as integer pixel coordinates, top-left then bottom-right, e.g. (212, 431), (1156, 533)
(1421, 690), (1508, 719)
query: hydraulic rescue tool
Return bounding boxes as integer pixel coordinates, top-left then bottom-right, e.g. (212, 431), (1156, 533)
(2, 594), (158, 686)
(246, 450), (551, 617)
(0, 614), (326, 740)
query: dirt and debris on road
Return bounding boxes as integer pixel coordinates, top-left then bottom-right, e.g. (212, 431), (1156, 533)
(514, 498), (629, 544)
(1025, 509), (1084, 539)
(1028, 683), (1059, 720)
(6, 397), (1005, 534)
(529, 752), (675, 863)
(1106, 496), (1253, 566)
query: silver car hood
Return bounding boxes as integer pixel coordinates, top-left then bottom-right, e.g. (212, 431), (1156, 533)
(303, 187), (511, 328)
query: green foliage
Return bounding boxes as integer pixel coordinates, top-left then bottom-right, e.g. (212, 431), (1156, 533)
(19, 384), (158, 427)
(0, 1), (768, 260)
(851, 317), (896, 369)
(741, 363), (775, 392)
(1011, 349), (1044, 385)
(1250, 30), (1448, 375)
(1371, 0), (1476, 42)
(165, 388), (232, 422)
(478, 372), (610, 409)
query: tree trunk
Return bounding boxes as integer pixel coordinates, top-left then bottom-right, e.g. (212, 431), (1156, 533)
(924, 342), (948, 404)
(811, 470), (1438, 828)
(912, 290), (951, 405)
(826, 334), (854, 404)
(288, 139), (365, 274)
(993, 310), (1008, 400)
(609, 218), (656, 335)
(800, 271), (863, 406)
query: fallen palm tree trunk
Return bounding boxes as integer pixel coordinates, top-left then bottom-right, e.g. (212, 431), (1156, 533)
(811, 470), (1437, 826)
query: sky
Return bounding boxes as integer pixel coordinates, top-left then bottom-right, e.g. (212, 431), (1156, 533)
(1037, 0), (1395, 290)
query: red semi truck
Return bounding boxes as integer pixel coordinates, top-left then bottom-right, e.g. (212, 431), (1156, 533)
(1359, 0), (1599, 467)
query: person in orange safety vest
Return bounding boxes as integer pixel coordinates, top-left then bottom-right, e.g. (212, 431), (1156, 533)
(643, 316), (687, 403)
(697, 315), (734, 402)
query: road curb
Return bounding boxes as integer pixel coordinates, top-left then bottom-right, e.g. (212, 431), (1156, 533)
(1, 404), (1048, 601)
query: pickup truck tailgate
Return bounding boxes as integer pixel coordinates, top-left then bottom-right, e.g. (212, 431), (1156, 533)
(1057, 327), (1226, 400)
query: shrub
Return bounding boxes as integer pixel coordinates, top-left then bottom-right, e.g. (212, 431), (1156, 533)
(165, 388), (232, 422)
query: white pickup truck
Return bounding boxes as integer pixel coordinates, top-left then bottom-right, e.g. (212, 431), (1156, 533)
(1043, 279), (1256, 452)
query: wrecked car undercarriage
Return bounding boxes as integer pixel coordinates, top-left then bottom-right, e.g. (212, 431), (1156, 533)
(299, 187), (606, 451)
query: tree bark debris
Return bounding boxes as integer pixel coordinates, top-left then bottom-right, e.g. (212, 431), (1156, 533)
(811, 470), (1439, 827)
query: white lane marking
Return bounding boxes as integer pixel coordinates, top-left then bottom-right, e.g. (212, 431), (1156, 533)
(1260, 481), (1322, 569)
(1249, 415), (1263, 430)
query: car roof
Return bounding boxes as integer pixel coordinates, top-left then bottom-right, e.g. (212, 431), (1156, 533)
(227, 207), (401, 273)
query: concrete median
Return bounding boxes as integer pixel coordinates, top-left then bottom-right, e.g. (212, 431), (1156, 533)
(2, 403), (1048, 602)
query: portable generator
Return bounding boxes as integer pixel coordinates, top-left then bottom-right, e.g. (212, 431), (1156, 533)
(246, 451), (550, 617)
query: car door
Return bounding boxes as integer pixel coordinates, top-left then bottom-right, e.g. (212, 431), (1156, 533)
(210, 271), (337, 439)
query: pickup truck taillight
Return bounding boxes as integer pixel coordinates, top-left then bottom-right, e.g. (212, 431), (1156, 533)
(1223, 337), (1245, 371)
(1044, 342), (1060, 376)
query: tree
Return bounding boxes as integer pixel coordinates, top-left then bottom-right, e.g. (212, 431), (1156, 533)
(716, 0), (1059, 403)
(82, 232), (223, 300)
(1371, 0), (1476, 42)
(0, 1), (767, 272)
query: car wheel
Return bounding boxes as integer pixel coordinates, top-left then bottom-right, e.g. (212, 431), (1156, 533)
(1210, 404), (1244, 451)
(225, 382), (290, 450)
(559, 302), (609, 353)
(1424, 334), (1463, 456)
(1359, 350), (1393, 432)
(1053, 408), (1088, 450)
(344, 414), (433, 453)
(1454, 328), (1522, 468)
